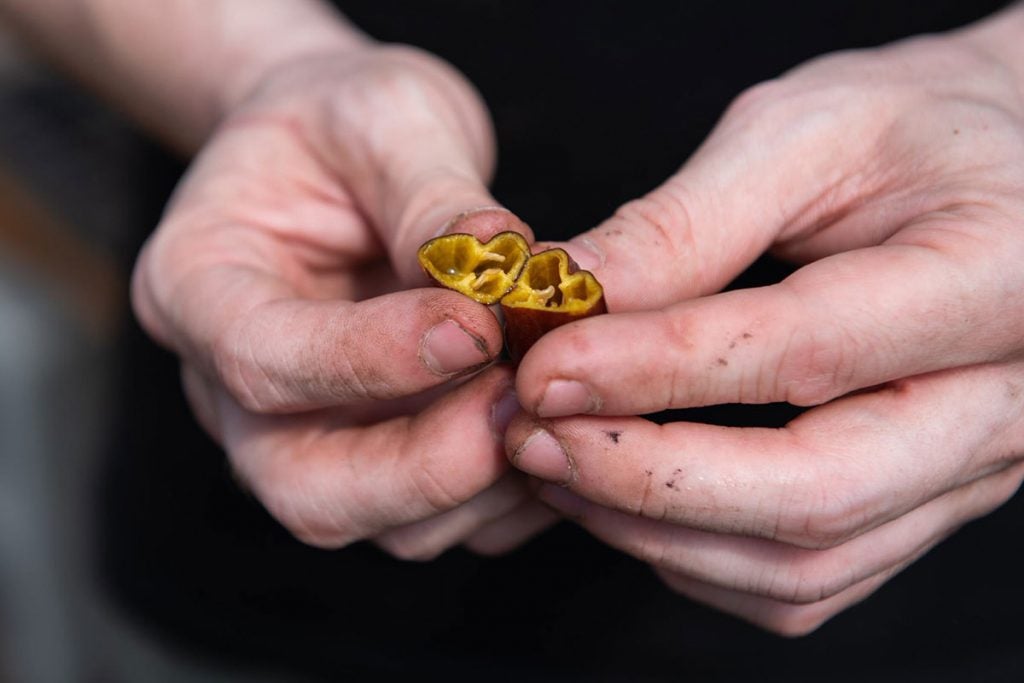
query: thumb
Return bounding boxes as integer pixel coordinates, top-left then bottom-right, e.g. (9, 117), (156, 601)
(548, 83), (864, 311)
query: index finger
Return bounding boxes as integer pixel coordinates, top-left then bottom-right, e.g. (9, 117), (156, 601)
(541, 79), (885, 311)
(516, 218), (1024, 417)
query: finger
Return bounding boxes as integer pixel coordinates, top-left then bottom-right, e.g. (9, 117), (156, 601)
(539, 80), (889, 311)
(537, 461), (1024, 603)
(463, 499), (561, 556)
(519, 223), (1024, 416)
(149, 261), (505, 413)
(324, 49), (534, 283)
(508, 362), (1024, 548)
(223, 365), (518, 548)
(373, 472), (532, 561)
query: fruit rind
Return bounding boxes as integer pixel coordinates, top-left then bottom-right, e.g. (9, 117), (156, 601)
(417, 231), (531, 304)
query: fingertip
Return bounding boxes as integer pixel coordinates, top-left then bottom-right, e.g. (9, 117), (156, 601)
(502, 410), (544, 462)
(417, 288), (505, 362)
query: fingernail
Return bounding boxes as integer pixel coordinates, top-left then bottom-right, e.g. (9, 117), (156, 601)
(420, 320), (490, 375)
(538, 483), (588, 518)
(491, 386), (520, 438)
(564, 237), (603, 271)
(513, 430), (573, 484)
(536, 379), (600, 417)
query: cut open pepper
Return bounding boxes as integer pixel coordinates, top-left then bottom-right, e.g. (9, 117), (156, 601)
(418, 232), (605, 362)
(417, 231), (531, 305)
(500, 248), (606, 362)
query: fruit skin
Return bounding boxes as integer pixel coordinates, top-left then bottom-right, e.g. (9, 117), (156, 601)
(417, 231), (531, 305)
(499, 248), (606, 363)
(502, 293), (607, 363)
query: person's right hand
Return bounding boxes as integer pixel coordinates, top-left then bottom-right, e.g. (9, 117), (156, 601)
(131, 43), (557, 559)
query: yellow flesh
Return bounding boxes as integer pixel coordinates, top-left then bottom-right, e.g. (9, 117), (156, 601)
(418, 232), (529, 302)
(502, 249), (603, 312)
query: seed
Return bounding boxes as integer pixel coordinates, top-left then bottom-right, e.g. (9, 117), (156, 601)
(470, 268), (503, 290)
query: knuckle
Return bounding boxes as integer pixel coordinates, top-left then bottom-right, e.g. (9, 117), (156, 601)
(612, 188), (696, 265)
(211, 319), (282, 413)
(410, 460), (472, 515)
(658, 307), (715, 407)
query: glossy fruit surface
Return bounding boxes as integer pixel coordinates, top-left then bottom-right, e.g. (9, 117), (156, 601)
(417, 231), (531, 305)
(500, 248), (606, 362)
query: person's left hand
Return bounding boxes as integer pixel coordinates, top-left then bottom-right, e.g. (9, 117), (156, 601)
(505, 15), (1024, 635)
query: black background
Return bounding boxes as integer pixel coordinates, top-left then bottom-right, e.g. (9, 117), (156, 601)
(102, 2), (1023, 680)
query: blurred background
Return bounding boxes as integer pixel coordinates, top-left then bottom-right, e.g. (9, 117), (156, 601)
(0, 23), (291, 683)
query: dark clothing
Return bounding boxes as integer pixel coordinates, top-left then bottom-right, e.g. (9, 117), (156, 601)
(103, 2), (1023, 680)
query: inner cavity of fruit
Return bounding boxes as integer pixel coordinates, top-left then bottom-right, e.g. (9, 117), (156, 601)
(417, 231), (530, 304)
(500, 248), (603, 314)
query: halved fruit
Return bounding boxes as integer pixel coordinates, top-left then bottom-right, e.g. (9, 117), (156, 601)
(500, 248), (606, 362)
(417, 231), (531, 305)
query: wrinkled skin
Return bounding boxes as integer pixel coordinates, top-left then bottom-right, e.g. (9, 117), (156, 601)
(508, 22), (1024, 635)
(132, 45), (557, 560)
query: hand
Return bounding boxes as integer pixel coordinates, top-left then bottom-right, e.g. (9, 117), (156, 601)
(507, 13), (1024, 634)
(132, 44), (556, 559)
